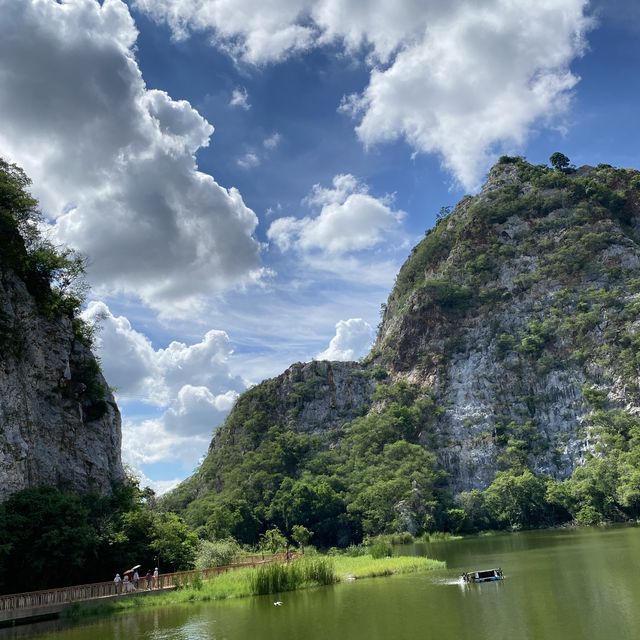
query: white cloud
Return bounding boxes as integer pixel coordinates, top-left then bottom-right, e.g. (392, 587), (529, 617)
(122, 417), (210, 469)
(237, 152), (261, 169)
(229, 87), (251, 110)
(0, 0), (261, 314)
(348, 1), (591, 189)
(133, 0), (316, 64)
(82, 301), (161, 401)
(134, 0), (591, 188)
(317, 318), (374, 361)
(268, 174), (405, 255)
(163, 385), (238, 436)
(82, 301), (243, 468)
(82, 300), (244, 403)
(263, 132), (282, 149)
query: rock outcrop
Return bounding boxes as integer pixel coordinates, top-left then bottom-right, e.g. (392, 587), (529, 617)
(374, 160), (640, 490)
(0, 267), (123, 501)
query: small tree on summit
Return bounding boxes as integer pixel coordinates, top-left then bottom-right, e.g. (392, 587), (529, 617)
(549, 152), (571, 171)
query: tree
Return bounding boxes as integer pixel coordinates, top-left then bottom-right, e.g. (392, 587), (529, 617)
(291, 525), (312, 553)
(0, 487), (97, 593)
(259, 527), (288, 555)
(150, 512), (198, 572)
(483, 470), (550, 529)
(549, 152), (571, 171)
(194, 539), (241, 569)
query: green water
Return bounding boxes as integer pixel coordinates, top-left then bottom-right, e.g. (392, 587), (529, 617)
(4, 526), (640, 640)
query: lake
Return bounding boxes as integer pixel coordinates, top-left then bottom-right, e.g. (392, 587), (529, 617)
(3, 526), (640, 640)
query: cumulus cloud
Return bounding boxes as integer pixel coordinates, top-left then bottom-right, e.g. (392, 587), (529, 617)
(348, 2), (591, 189)
(317, 318), (374, 361)
(268, 174), (405, 255)
(0, 0), (261, 313)
(134, 0), (591, 188)
(82, 301), (243, 468)
(229, 87), (251, 110)
(237, 152), (261, 169)
(263, 132), (282, 149)
(122, 417), (210, 470)
(82, 301), (243, 403)
(133, 0), (316, 63)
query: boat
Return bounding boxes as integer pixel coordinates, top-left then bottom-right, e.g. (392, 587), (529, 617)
(461, 568), (504, 583)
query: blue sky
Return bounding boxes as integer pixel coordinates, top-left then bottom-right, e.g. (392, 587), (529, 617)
(0, 0), (638, 492)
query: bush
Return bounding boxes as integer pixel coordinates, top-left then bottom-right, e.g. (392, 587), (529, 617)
(369, 541), (392, 559)
(195, 538), (241, 569)
(575, 505), (602, 526)
(422, 279), (474, 311)
(497, 155), (521, 164)
(582, 385), (608, 409)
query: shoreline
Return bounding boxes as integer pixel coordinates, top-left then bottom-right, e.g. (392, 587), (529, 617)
(65, 555), (445, 620)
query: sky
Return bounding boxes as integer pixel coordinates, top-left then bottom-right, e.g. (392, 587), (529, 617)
(0, 0), (638, 493)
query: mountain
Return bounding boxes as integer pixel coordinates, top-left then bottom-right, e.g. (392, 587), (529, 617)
(0, 160), (123, 502)
(163, 158), (640, 541)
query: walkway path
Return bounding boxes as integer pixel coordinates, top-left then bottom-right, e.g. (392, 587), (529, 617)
(0, 553), (291, 625)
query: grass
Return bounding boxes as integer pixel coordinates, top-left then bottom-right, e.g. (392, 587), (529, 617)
(65, 554), (444, 619)
(333, 555), (444, 580)
(418, 532), (464, 542)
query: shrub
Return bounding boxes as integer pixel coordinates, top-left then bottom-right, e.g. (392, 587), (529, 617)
(422, 279), (474, 311)
(518, 320), (554, 357)
(195, 538), (241, 569)
(582, 385), (608, 409)
(574, 505), (602, 526)
(495, 333), (516, 358)
(259, 527), (288, 554)
(497, 155), (521, 164)
(369, 541), (392, 559)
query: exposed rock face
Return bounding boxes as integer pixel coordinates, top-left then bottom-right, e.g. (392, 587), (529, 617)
(0, 268), (123, 502)
(374, 161), (640, 491)
(253, 360), (375, 435)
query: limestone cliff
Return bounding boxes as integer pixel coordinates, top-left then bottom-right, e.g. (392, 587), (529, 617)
(374, 160), (640, 491)
(0, 266), (123, 501)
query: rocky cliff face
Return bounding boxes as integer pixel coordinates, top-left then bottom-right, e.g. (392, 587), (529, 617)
(166, 159), (640, 532)
(0, 268), (123, 502)
(374, 160), (640, 491)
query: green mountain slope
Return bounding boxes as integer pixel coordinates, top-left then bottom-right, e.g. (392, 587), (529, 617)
(163, 158), (640, 542)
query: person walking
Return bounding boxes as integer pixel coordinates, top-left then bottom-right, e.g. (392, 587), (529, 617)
(113, 573), (122, 594)
(153, 567), (159, 589)
(123, 574), (132, 593)
(145, 569), (153, 590)
(133, 569), (139, 590)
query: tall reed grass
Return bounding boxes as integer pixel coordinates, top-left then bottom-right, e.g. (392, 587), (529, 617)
(250, 557), (337, 595)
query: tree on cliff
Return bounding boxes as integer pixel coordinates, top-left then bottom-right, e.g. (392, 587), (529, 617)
(0, 158), (88, 321)
(549, 151), (571, 171)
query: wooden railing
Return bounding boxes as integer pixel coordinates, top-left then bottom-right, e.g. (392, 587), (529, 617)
(0, 553), (292, 615)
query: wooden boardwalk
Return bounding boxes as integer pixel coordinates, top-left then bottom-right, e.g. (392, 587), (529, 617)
(0, 553), (290, 625)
